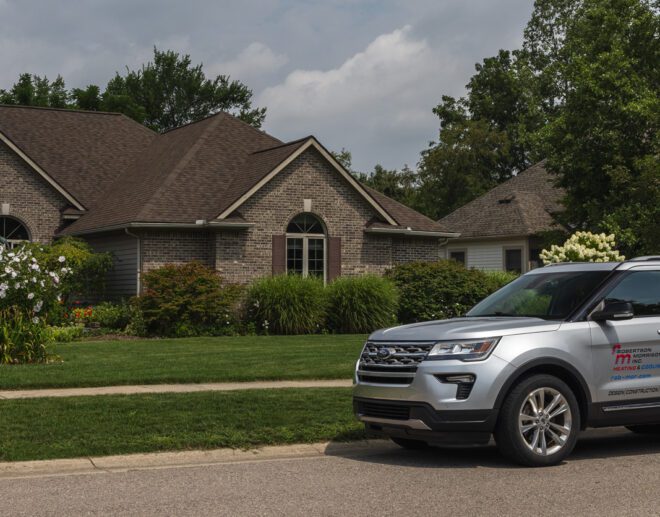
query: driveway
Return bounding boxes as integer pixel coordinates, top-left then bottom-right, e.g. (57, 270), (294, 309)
(1, 427), (659, 516)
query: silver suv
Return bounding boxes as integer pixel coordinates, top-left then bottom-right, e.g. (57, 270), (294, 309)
(353, 257), (660, 466)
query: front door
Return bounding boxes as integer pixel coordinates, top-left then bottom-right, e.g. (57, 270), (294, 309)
(590, 269), (660, 408)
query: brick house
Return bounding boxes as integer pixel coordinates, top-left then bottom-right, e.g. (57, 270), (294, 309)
(0, 105), (458, 298)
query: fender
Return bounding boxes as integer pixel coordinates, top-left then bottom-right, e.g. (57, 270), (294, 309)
(493, 357), (594, 424)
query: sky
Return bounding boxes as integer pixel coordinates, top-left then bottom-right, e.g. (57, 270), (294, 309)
(0, 0), (535, 172)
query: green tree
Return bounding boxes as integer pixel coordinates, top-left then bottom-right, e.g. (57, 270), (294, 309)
(417, 118), (512, 219)
(543, 0), (660, 256)
(70, 84), (102, 111)
(102, 48), (266, 131)
(0, 74), (68, 108)
(332, 149), (420, 208)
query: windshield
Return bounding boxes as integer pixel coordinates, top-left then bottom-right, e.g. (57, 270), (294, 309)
(467, 271), (610, 320)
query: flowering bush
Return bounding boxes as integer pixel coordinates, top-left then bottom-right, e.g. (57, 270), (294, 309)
(540, 232), (625, 265)
(0, 245), (71, 363)
(67, 305), (94, 324)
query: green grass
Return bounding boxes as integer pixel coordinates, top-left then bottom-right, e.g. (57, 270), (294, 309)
(0, 335), (365, 390)
(0, 388), (365, 461)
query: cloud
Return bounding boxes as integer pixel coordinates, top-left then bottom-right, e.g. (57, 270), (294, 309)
(259, 26), (462, 169)
(209, 42), (288, 82)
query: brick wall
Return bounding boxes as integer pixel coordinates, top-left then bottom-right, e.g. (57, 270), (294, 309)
(140, 230), (213, 274)
(214, 147), (438, 283)
(393, 236), (442, 263)
(0, 141), (68, 243)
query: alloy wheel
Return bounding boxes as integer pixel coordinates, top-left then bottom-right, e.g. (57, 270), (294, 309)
(518, 387), (572, 456)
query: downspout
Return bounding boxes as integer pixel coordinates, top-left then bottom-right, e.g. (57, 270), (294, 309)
(438, 237), (450, 260)
(124, 228), (142, 296)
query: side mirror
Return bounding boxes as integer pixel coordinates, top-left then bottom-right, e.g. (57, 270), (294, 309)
(591, 301), (634, 322)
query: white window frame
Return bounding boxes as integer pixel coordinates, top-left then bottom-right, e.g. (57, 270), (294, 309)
(286, 233), (327, 283)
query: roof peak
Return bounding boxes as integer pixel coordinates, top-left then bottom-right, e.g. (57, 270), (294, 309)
(0, 103), (123, 116)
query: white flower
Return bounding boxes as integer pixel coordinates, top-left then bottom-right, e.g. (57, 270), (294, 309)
(58, 256), (66, 263)
(32, 317), (40, 324)
(27, 292), (34, 300)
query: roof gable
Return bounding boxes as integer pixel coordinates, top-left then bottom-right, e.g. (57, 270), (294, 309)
(215, 137), (398, 226)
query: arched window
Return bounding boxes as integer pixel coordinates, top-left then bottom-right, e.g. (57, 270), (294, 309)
(0, 216), (30, 249)
(286, 213), (326, 279)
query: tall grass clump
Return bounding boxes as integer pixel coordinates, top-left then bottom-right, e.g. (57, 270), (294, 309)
(246, 275), (326, 334)
(326, 275), (398, 333)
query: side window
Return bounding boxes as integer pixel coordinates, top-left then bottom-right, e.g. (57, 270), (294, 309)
(449, 250), (466, 265)
(604, 271), (660, 317)
(504, 248), (523, 273)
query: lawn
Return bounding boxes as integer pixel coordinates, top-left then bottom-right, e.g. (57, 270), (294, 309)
(0, 388), (365, 461)
(0, 335), (365, 390)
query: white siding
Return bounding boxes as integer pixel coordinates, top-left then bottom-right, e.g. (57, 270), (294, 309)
(444, 238), (529, 272)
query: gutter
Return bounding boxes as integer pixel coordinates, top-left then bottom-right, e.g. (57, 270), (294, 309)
(65, 220), (255, 237)
(364, 227), (460, 238)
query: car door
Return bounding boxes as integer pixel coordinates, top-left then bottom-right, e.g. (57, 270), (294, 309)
(590, 267), (660, 406)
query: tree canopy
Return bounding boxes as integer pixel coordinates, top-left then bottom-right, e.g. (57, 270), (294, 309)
(0, 48), (266, 131)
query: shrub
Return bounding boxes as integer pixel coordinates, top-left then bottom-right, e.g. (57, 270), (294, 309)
(246, 275), (326, 334)
(92, 301), (132, 331)
(326, 275), (398, 333)
(483, 270), (519, 291)
(136, 262), (241, 337)
(540, 231), (625, 264)
(0, 245), (71, 363)
(386, 260), (503, 324)
(29, 237), (113, 302)
(48, 325), (84, 343)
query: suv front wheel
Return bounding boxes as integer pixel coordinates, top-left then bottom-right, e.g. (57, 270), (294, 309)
(495, 374), (580, 467)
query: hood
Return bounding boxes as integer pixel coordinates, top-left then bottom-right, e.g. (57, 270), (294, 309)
(368, 317), (561, 342)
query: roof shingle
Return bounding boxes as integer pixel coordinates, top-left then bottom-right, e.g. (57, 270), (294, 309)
(438, 161), (564, 239)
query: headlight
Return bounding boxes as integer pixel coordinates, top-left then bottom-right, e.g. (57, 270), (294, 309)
(427, 338), (500, 361)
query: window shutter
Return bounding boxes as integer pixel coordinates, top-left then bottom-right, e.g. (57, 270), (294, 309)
(328, 236), (341, 281)
(272, 234), (286, 275)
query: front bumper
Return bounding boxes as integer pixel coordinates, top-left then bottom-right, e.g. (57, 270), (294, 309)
(353, 353), (515, 444)
(354, 397), (497, 444)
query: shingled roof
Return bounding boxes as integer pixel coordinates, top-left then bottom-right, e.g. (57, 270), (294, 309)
(0, 105), (452, 237)
(438, 161), (565, 239)
(0, 105), (155, 209)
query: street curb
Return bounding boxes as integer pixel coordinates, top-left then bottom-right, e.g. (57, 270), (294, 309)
(0, 440), (394, 480)
(0, 379), (354, 400)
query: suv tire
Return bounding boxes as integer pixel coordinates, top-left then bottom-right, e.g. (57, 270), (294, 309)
(495, 374), (580, 467)
(391, 437), (429, 449)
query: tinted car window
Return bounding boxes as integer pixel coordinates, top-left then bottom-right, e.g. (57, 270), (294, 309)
(604, 271), (660, 316)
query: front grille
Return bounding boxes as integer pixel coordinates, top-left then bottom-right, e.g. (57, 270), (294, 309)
(356, 400), (411, 420)
(357, 341), (434, 384)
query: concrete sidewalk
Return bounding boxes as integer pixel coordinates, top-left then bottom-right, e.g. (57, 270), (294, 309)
(0, 440), (392, 480)
(0, 379), (353, 400)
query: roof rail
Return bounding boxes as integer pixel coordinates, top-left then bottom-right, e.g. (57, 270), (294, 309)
(629, 256), (660, 262)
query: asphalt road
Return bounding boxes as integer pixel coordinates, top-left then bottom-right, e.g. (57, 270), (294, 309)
(2, 427), (660, 517)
